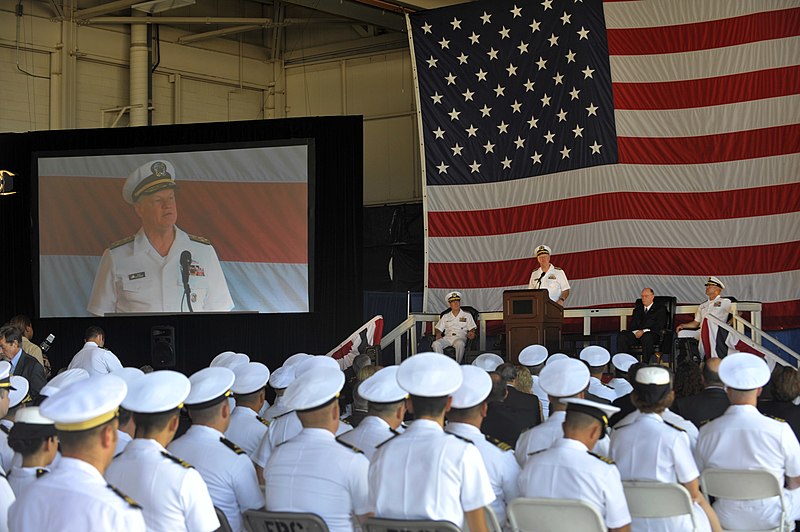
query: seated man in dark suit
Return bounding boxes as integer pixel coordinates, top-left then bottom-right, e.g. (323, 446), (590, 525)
(481, 364), (541, 447)
(0, 324), (46, 397)
(672, 358), (729, 428)
(616, 287), (667, 364)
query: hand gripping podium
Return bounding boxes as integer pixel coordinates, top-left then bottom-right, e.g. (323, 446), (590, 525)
(504, 289), (563, 363)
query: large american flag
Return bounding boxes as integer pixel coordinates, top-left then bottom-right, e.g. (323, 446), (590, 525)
(409, 0), (800, 330)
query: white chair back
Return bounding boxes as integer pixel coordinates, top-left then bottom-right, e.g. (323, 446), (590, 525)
(461, 505), (503, 532)
(622, 481), (697, 531)
(507, 498), (605, 532)
(243, 510), (330, 532)
(699, 468), (787, 532)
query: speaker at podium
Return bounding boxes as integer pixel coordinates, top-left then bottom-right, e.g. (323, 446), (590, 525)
(503, 289), (563, 363)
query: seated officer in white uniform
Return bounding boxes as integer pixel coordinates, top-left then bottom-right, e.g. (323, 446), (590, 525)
(9, 374), (146, 531)
(676, 277), (732, 340)
(7, 406), (58, 496)
(253, 356), (352, 473)
(264, 365), (371, 532)
(527, 245), (570, 305)
(368, 352), (496, 531)
(336, 366), (407, 460)
(68, 326), (123, 377)
(518, 398), (631, 532)
(88, 159), (233, 316)
(695, 354), (800, 530)
(610, 366), (721, 532)
(167, 367), (263, 532)
(608, 353), (637, 399)
(518, 344), (550, 419)
(432, 291), (477, 363)
(446, 365), (520, 528)
(225, 362), (271, 457)
(515, 358), (609, 467)
(580, 345), (617, 403)
(106, 370), (219, 532)
(260, 366), (293, 420)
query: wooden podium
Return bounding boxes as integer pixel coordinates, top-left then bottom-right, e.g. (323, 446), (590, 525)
(504, 289), (563, 363)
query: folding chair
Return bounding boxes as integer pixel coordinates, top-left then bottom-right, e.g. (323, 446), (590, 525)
(507, 498), (605, 532)
(215, 507), (233, 532)
(362, 517), (460, 532)
(461, 505), (503, 532)
(243, 510), (330, 532)
(623, 481), (697, 531)
(699, 468), (788, 532)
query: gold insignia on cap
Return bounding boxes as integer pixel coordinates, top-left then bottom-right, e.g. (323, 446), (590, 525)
(151, 161), (169, 177)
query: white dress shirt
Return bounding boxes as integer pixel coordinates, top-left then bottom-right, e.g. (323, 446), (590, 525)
(588, 376), (618, 402)
(368, 419), (495, 528)
(168, 425), (263, 532)
(67, 341), (123, 376)
(607, 377), (633, 399)
(253, 411), (352, 468)
(7, 466), (48, 497)
(335, 416), (397, 461)
(0, 475), (13, 532)
(445, 422), (520, 527)
(225, 406), (270, 457)
(106, 438), (220, 532)
(615, 408), (698, 450)
(115, 430), (132, 457)
(265, 428), (370, 532)
(8, 457), (145, 532)
(514, 411), (609, 468)
(527, 265), (570, 302)
(695, 404), (800, 528)
(531, 375), (550, 420)
(518, 438), (631, 530)
(610, 412), (711, 532)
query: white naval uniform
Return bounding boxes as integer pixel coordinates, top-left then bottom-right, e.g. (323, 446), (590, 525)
(7, 466), (48, 497)
(252, 411), (353, 468)
(106, 438), (219, 532)
(695, 404), (800, 528)
(368, 419), (495, 528)
(527, 265), (570, 303)
(67, 341), (123, 376)
(445, 422), (520, 528)
(0, 474), (13, 532)
(514, 411), (609, 468)
(335, 416), (398, 461)
(432, 309), (477, 363)
(0, 424), (13, 474)
(115, 430), (132, 457)
(607, 377), (633, 399)
(225, 406), (270, 457)
(588, 376), (618, 402)
(260, 395), (288, 421)
(8, 457), (145, 532)
(88, 227), (234, 316)
(678, 295), (732, 340)
(264, 428), (370, 532)
(615, 408), (699, 450)
(531, 375), (550, 420)
(518, 438), (631, 530)
(610, 412), (711, 532)
(167, 425), (263, 532)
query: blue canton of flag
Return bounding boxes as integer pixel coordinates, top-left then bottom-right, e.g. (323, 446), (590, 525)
(409, 0), (618, 186)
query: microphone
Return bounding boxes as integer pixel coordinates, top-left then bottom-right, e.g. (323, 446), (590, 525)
(180, 250), (194, 312)
(535, 270), (546, 288)
(39, 333), (55, 353)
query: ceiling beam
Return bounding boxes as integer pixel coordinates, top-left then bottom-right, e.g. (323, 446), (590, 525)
(279, 0), (406, 32)
(74, 0), (146, 20)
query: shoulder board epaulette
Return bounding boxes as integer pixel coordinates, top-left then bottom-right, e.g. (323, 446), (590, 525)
(161, 451), (193, 469)
(335, 437), (364, 454)
(486, 435), (513, 452)
(36, 468), (49, 478)
(188, 234), (212, 245)
(664, 421), (686, 432)
(448, 432), (474, 444)
(588, 451), (615, 464)
(0, 425), (9, 435)
(274, 410), (293, 420)
(113, 451), (124, 459)
(219, 437), (246, 455)
(340, 418), (352, 426)
(699, 418), (711, 427)
(554, 266), (562, 270)
(527, 448), (546, 457)
(107, 483), (142, 509)
(376, 433), (400, 449)
(109, 235), (135, 249)
(767, 414), (787, 423)
(256, 415), (270, 427)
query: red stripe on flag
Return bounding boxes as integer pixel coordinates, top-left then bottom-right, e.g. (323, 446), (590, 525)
(428, 242), (800, 288)
(331, 341), (354, 361)
(612, 66), (800, 110)
(428, 184), (800, 237)
(618, 124), (800, 165)
(606, 8), (800, 55)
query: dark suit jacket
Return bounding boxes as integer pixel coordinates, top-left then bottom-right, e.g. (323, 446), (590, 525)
(629, 301), (667, 334)
(481, 386), (541, 448)
(757, 400), (800, 443)
(14, 351), (47, 397)
(673, 386), (730, 428)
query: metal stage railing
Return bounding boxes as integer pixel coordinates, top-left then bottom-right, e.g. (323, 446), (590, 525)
(380, 302), (765, 366)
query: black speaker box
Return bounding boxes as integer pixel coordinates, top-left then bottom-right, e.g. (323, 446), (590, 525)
(151, 325), (176, 368)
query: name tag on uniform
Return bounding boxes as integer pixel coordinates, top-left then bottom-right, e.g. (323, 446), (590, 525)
(189, 262), (205, 277)
(714, 301), (721, 307)
(459, 317), (467, 322)
(128, 272), (146, 280)
(548, 274), (556, 280)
